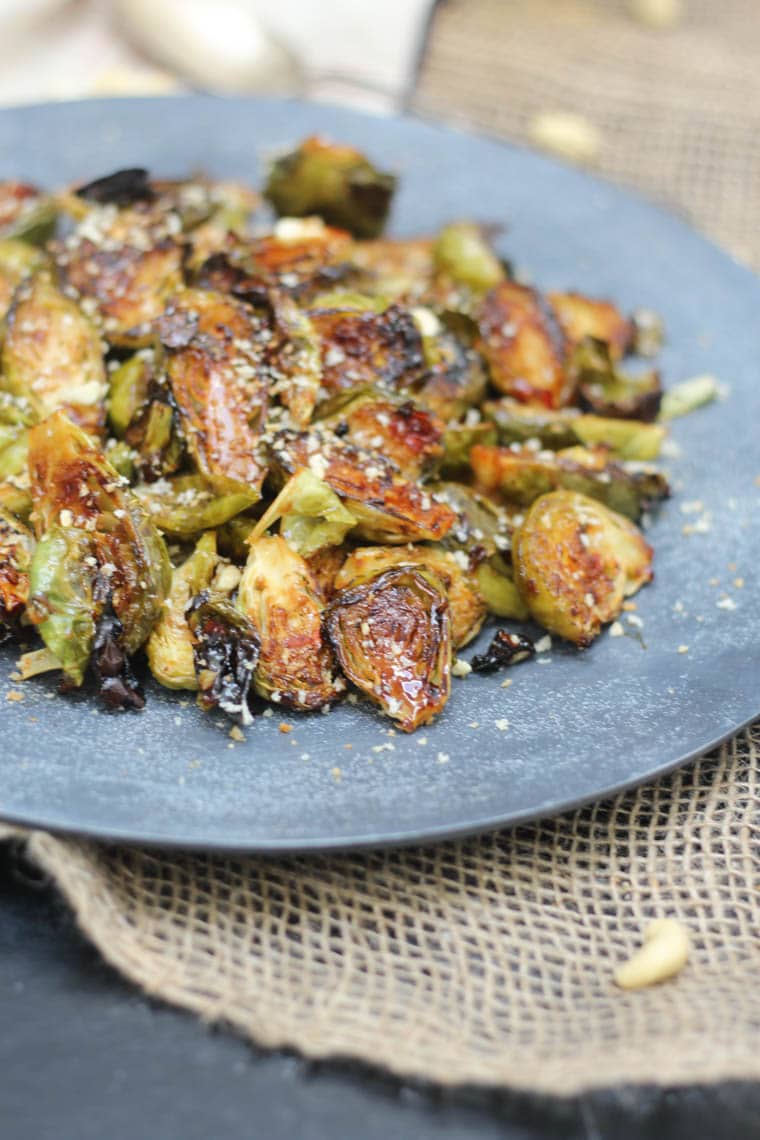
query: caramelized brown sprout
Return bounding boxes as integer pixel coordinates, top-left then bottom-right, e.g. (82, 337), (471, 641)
(335, 544), (487, 649)
(470, 442), (669, 521)
(237, 534), (339, 710)
(265, 136), (396, 239)
(269, 429), (456, 543)
(325, 565), (451, 732)
(187, 592), (260, 723)
(323, 394), (445, 480)
(476, 281), (572, 408)
(308, 300), (425, 403)
(2, 272), (107, 429)
(548, 292), (633, 360)
(158, 288), (269, 495)
(512, 490), (654, 646)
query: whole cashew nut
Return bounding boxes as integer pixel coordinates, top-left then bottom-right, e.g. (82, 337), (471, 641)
(614, 918), (690, 990)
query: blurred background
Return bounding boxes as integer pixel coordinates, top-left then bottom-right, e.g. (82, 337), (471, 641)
(0, 0), (756, 268)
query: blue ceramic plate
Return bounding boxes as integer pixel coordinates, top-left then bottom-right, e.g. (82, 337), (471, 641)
(1, 95), (758, 851)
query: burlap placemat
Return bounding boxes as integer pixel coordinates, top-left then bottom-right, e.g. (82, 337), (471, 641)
(4, 0), (760, 1095)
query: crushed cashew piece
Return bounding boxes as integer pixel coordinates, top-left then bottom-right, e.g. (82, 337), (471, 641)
(615, 918), (690, 989)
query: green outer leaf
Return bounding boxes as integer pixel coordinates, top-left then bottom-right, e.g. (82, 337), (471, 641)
(28, 526), (96, 686)
(433, 222), (504, 292)
(134, 477), (258, 539)
(250, 468), (356, 557)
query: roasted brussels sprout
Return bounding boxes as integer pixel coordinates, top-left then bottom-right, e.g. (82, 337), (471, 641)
(265, 136), (396, 239)
(0, 238), (46, 319)
(187, 592), (260, 723)
(249, 469), (356, 557)
(414, 323), (488, 422)
(323, 395), (445, 480)
(269, 429), (457, 544)
(335, 544), (486, 648)
(0, 507), (33, 637)
(1, 272), (107, 428)
(350, 237), (435, 302)
(571, 337), (662, 421)
(0, 181), (56, 244)
(27, 411), (171, 672)
(158, 289), (269, 495)
(548, 292), (633, 360)
(440, 421), (498, 472)
(433, 222), (505, 293)
(147, 531), (218, 690)
(470, 442), (669, 521)
(512, 489), (654, 646)
(482, 397), (665, 460)
(476, 281), (572, 408)
(266, 292), (322, 427)
(107, 351), (153, 438)
(308, 300), (425, 403)
(325, 565), (451, 731)
(238, 218), (355, 300)
(304, 544), (348, 602)
(55, 223), (184, 347)
(237, 534), (339, 710)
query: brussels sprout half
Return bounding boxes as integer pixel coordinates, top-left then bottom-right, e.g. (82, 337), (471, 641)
(158, 289), (269, 496)
(322, 394), (445, 480)
(269, 429), (457, 544)
(28, 411), (171, 666)
(512, 489), (653, 646)
(134, 475), (257, 540)
(249, 468), (357, 558)
(1, 272), (107, 427)
(334, 544), (486, 649)
(571, 337), (662, 421)
(237, 534), (339, 711)
(325, 565), (452, 732)
(147, 531), (219, 691)
(482, 398), (665, 460)
(265, 136), (396, 239)
(0, 182), (56, 245)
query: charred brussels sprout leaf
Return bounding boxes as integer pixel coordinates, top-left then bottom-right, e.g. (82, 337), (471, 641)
(237, 534), (338, 710)
(28, 410), (171, 661)
(158, 289), (269, 495)
(470, 442), (669, 521)
(147, 531), (218, 691)
(76, 168), (154, 207)
(411, 320), (488, 422)
(269, 429), (456, 544)
(0, 507), (33, 637)
(512, 489), (653, 646)
(265, 136), (396, 239)
(470, 629), (535, 673)
(334, 544), (486, 649)
(249, 469), (356, 557)
(433, 222), (505, 293)
(92, 600), (145, 711)
(187, 592), (260, 724)
(571, 337), (662, 421)
(325, 566), (451, 732)
(2, 272), (107, 427)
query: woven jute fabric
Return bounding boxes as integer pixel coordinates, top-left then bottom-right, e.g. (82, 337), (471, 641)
(415, 0), (760, 269)
(4, 725), (760, 1094)
(5, 0), (760, 1095)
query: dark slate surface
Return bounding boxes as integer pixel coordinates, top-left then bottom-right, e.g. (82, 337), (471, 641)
(1, 95), (759, 851)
